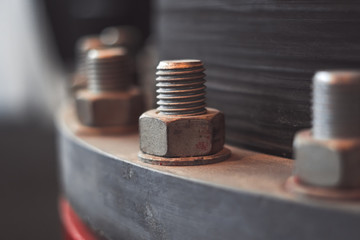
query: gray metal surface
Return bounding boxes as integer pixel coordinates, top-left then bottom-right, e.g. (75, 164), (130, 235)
(313, 71), (360, 140)
(156, 0), (360, 158)
(58, 108), (360, 240)
(294, 71), (360, 188)
(139, 108), (225, 158)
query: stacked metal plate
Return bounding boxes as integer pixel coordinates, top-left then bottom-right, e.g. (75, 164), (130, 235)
(156, 0), (360, 157)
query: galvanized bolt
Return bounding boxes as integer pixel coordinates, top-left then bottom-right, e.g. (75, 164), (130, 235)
(138, 59), (231, 166)
(294, 70), (360, 188)
(75, 47), (143, 128)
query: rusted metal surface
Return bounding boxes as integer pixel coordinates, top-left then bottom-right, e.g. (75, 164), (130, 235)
(139, 60), (229, 165)
(139, 108), (225, 158)
(286, 176), (360, 200)
(156, 60), (206, 116)
(294, 71), (360, 189)
(58, 106), (360, 240)
(138, 147), (231, 166)
(75, 47), (143, 128)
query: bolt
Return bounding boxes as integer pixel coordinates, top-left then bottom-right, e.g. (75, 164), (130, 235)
(294, 70), (360, 188)
(75, 47), (143, 128)
(156, 60), (207, 116)
(138, 59), (231, 166)
(86, 47), (131, 92)
(313, 71), (360, 139)
(73, 36), (103, 90)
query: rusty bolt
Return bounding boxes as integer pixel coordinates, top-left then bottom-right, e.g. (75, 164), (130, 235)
(294, 71), (360, 188)
(138, 60), (231, 165)
(75, 47), (143, 127)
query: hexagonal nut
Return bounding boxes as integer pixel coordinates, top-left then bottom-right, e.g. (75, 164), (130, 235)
(139, 108), (225, 158)
(294, 130), (360, 188)
(75, 87), (143, 127)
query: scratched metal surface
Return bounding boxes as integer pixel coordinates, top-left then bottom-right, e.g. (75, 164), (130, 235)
(156, 0), (360, 157)
(58, 107), (360, 240)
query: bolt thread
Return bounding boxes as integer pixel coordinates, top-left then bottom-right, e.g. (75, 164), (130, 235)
(76, 36), (103, 77)
(313, 71), (360, 139)
(156, 60), (207, 116)
(86, 47), (131, 92)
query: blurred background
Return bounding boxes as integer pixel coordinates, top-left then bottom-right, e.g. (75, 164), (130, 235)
(0, 0), (151, 239)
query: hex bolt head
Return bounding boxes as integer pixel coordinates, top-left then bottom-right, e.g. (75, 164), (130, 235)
(139, 108), (225, 157)
(294, 71), (360, 188)
(138, 59), (230, 165)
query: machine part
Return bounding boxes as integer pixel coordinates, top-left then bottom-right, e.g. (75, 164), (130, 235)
(286, 176), (360, 200)
(75, 47), (143, 129)
(138, 60), (230, 165)
(57, 105), (360, 240)
(138, 147), (231, 166)
(155, 60), (206, 116)
(312, 71), (360, 140)
(73, 36), (104, 90)
(292, 71), (360, 190)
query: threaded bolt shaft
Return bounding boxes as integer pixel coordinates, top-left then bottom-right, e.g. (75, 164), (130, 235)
(76, 36), (103, 76)
(313, 71), (360, 140)
(86, 47), (131, 93)
(156, 59), (207, 116)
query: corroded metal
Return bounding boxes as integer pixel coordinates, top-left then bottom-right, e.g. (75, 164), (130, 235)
(139, 60), (229, 165)
(138, 142), (231, 166)
(286, 176), (360, 200)
(75, 47), (143, 129)
(156, 60), (206, 116)
(293, 71), (360, 190)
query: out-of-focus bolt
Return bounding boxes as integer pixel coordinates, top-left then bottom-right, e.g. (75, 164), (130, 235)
(138, 59), (231, 166)
(86, 48), (131, 92)
(294, 71), (360, 188)
(75, 47), (143, 128)
(100, 26), (142, 85)
(73, 36), (103, 90)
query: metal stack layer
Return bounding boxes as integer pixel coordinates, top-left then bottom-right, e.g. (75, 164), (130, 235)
(156, 0), (360, 157)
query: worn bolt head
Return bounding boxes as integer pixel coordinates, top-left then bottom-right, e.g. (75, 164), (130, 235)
(294, 130), (360, 188)
(139, 108), (225, 157)
(76, 88), (143, 127)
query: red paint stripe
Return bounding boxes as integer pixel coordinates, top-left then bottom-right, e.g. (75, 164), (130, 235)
(59, 198), (97, 240)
